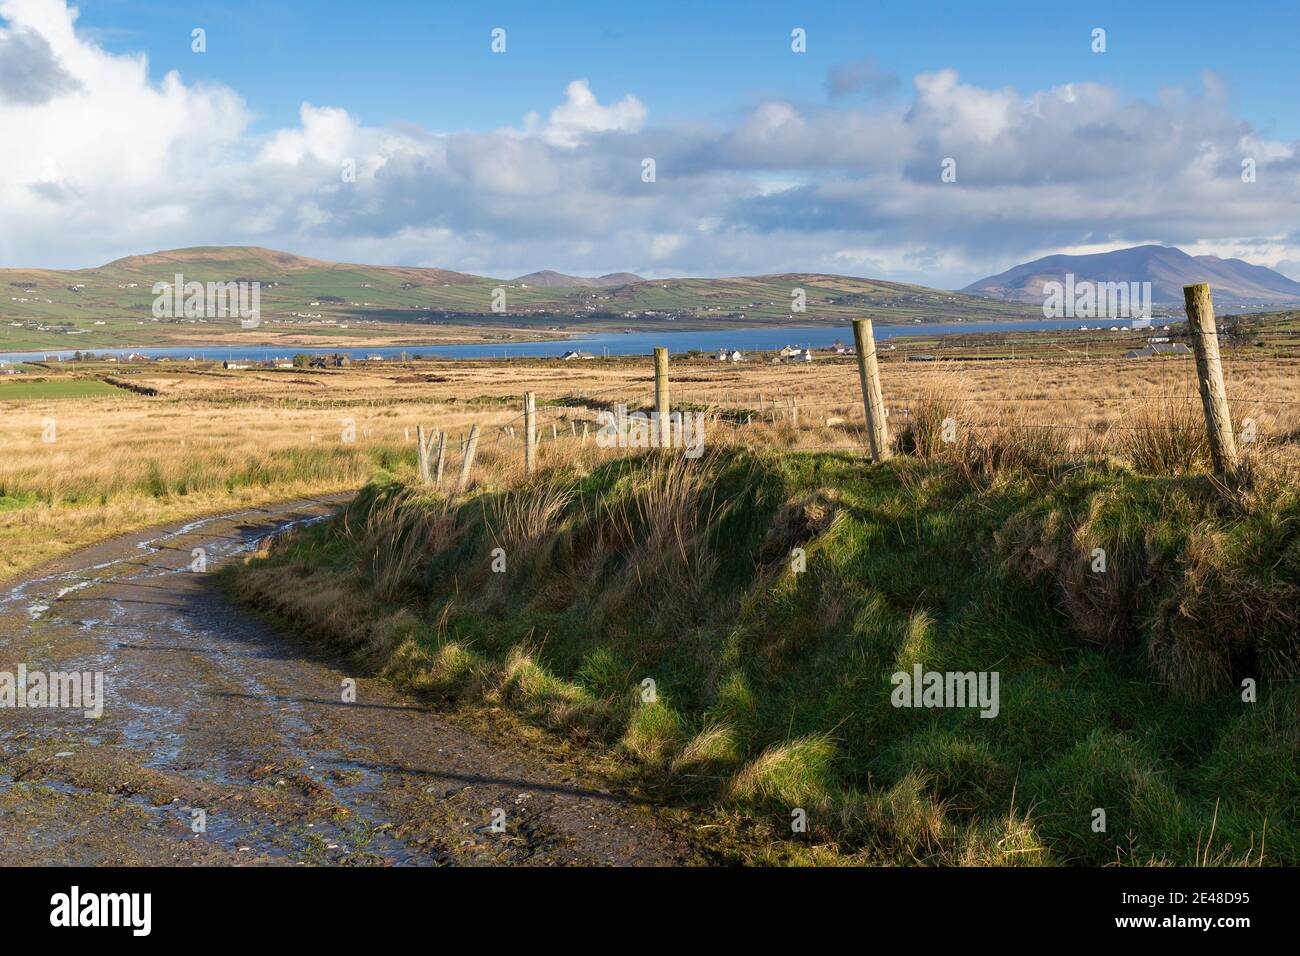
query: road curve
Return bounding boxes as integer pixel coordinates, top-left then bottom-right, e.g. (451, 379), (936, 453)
(0, 498), (693, 866)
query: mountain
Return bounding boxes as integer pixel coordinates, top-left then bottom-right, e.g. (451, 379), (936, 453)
(100, 245), (484, 287)
(512, 270), (644, 288)
(964, 245), (1300, 306)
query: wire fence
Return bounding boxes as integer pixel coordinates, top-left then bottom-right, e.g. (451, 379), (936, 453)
(38, 337), (1295, 484)
(389, 359), (1300, 487)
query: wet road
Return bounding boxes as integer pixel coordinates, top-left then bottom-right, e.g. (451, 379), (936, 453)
(0, 498), (691, 865)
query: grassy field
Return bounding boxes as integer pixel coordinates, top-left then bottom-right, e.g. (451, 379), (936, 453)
(0, 377), (122, 400)
(4, 336), (1299, 581)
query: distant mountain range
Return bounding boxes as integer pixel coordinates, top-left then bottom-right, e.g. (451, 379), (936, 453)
(964, 245), (1300, 306)
(0, 247), (1040, 345)
(512, 270), (644, 288)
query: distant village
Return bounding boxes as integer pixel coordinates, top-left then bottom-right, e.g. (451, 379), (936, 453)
(2, 323), (1218, 375)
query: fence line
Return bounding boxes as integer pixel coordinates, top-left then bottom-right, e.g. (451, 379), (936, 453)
(386, 289), (1298, 490)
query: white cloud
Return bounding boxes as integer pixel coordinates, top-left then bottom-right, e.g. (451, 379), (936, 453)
(527, 78), (646, 148)
(910, 68), (1017, 144)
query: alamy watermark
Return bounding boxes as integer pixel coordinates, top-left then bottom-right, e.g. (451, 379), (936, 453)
(1042, 273), (1152, 323)
(1, 664), (104, 718)
(152, 273), (261, 327)
(891, 664), (999, 718)
(50, 886), (150, 936)
(594, 403), (706, 457)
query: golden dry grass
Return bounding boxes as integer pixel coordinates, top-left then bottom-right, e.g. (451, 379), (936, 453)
(2, 349), (1298, 580)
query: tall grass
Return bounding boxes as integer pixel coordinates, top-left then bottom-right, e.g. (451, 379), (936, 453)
(1113, 395), (1212, 475)
(232, 444), (1300, 865)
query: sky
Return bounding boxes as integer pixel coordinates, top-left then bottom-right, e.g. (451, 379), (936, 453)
(3, 0), (1299, 287)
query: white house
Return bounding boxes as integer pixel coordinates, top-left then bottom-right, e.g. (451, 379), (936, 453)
(561, 350), (596, 360)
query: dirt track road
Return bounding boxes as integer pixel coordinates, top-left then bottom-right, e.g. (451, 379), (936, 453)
(0, 498), (694, 866)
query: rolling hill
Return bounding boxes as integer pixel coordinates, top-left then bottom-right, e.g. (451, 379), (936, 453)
(513, 270), (644, 288)
(964, 245), (1300, 306)
(0, 246), (1043, 350)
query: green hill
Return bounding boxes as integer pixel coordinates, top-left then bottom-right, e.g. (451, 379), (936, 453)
(0, 246), (1040, 351)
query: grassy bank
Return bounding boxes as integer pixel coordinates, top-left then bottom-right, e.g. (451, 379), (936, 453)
(228, 440), (1299, 866)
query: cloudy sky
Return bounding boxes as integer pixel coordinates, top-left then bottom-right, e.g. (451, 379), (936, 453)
(3, 0), (1299, 287)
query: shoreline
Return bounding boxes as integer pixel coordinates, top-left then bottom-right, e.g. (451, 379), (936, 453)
(0, 317), (1135, 363)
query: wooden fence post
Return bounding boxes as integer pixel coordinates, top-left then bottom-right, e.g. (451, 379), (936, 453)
(852, 318), (892, 461)
(433, 431), (447, 487)
(1184, 283), (1238, 479)
(456, 424), (480, 493)
(416, 425), (431, 483)
(654, 346), (671, 448)
(524, 392), (537, 475)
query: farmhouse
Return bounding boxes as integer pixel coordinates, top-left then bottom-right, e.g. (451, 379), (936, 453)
(560, 350), (596, 360)
(714, 349), (744, 362)
(1124, 343), (1192, 358)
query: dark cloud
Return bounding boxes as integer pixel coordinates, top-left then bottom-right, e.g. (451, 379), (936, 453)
(0, 29), (80, 105)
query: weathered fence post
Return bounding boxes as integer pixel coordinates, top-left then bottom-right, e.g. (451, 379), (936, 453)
(654, 346), (671, 448)
(416, 425), (431, 483)
(789, 397), (799, 429)
(524, 392), (537, 475)
(456, 424), (480, 493)
(852, 318), (892, 461)
(1184, 283), (1238, 479)
(433, 431), (447, 487)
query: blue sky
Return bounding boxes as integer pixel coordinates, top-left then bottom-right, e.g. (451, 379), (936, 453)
(75, 0), (1298, 137)
(5, 0), (1300, 284)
